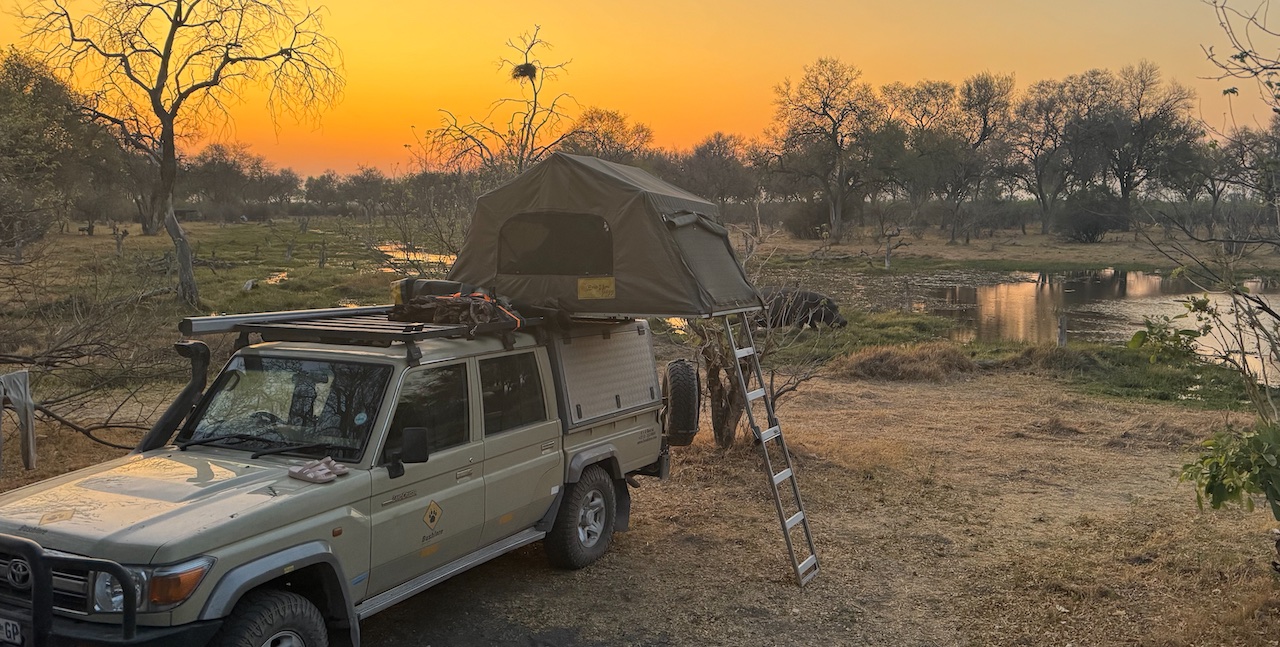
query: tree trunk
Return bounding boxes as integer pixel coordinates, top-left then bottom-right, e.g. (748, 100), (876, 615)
(164, 199), (199, 308)
(829, 192), (843, 242)
(700, 331), (746, 449)
(137, 195), (162, 235)
(158, 124), (198, 307)
(707, 363), (746, 449)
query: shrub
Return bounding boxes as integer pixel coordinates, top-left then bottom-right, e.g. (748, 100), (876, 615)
(1182, 423), (1280, 520)
(829, 342), (977, 381)
(1058, 187), (1123, 243)
(781, 201), (830, 240)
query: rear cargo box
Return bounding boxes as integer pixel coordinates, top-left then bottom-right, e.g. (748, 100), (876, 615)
(548, 320), (661, 431)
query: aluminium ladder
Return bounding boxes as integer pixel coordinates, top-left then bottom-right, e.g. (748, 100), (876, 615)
(722, 312), (820, 586)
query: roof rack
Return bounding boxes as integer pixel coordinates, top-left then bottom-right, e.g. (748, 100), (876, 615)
(180, 306), (542, 365)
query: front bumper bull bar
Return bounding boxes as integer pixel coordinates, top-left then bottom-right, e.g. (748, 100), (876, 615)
(0, 533), (137, 646)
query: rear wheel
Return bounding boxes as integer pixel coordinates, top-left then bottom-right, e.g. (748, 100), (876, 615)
(212, 589), (328, 647)
(662, 359), (700, 446)
(546, 465), (617, 570)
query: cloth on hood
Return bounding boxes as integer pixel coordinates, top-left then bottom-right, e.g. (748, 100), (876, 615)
(0, 370), (35, 470)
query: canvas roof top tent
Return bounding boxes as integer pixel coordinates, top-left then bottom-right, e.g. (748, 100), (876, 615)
(447, 152), (762, 319)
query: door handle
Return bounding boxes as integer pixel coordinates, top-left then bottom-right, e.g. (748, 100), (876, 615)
(540, 440), (556, 453)
(455, 467), (473, 481)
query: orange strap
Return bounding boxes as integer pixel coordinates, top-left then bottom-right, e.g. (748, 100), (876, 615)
(441, 291), (522, 330)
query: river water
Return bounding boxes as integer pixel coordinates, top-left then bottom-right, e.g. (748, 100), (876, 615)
(924, 269), (1278, 345)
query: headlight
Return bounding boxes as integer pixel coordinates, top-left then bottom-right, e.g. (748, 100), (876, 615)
(92, 557), (213, 613)
(92, 568), (146, 613)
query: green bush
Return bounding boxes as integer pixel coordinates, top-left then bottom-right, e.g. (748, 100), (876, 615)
(1182, 423), (1280, 520)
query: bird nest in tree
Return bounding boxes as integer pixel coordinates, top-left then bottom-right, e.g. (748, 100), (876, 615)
(511, 63), (537, 81)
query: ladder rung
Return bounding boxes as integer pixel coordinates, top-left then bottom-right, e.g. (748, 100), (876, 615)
(772, 468), (793, 486)
(734, 346), (756, 359)
(785, 510), (805, 530)
(798, 557), (819, 585)
(747, 388), (766, 401)
(759, 425), (780, 443)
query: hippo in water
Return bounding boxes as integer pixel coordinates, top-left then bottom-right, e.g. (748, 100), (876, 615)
(758, 288), (848, 330)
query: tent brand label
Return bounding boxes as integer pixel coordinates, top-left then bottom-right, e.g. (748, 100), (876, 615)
(578, 277), (615, 300)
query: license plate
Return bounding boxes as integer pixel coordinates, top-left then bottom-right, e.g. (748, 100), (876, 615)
(0, 617), (21, 645)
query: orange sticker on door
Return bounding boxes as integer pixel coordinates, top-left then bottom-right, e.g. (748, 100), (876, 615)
(424, 501), (443, 530)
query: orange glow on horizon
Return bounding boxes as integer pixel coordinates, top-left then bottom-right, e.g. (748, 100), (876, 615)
(0, 0), (1268, 176)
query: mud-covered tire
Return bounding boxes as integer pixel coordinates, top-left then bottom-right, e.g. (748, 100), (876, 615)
(211, 589), (328, 647)
(546, 465), (617, 570)
(662, 359), (700, 446)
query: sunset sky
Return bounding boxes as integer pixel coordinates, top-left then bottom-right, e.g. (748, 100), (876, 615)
(0, 0), (1273, 176)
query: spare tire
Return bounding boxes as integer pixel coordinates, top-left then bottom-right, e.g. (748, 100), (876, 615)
(662, 359), (701, 446)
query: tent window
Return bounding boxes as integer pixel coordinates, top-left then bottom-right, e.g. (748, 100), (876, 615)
(498, 212), (613, 276)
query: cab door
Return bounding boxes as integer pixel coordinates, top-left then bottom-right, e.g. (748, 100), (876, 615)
(368, 360), (483, 595)
(478, 350), (563, 545)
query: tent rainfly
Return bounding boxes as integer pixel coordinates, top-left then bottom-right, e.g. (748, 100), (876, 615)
(448, 153), (763, 319)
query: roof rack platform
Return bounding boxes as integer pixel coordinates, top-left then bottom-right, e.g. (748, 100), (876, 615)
(180, 306), (542, 363)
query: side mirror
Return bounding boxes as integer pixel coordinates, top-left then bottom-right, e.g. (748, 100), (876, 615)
(401, 427), (431, 464)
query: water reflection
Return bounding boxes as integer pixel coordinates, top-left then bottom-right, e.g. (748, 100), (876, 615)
(376, 243), (456, 274)
(928, 270), (1277, 345)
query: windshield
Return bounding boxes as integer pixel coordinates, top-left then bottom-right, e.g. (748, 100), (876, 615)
(179, 355), (393, 462)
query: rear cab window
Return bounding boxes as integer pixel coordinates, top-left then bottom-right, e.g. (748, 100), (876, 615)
(478, 352), (546, 435)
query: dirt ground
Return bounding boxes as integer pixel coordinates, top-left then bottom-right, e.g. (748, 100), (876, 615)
(7, 368), (1269, 646)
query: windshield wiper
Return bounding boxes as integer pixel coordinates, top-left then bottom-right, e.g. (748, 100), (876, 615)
(178, 433), (267, 451)
(250, 442), (336, 460)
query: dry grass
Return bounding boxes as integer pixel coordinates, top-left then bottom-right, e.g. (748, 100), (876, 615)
(0, 415), (128, 491)
(829, 341), (977, 381)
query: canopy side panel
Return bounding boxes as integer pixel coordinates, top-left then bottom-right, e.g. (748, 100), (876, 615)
(668, 221), (761, 314)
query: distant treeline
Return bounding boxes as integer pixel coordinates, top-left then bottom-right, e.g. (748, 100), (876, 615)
(3, 50), (1273, 251)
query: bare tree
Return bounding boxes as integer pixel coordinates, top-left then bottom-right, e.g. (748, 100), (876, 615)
(1203, 0), (1280, 109)
(375, 169), (480, 275)
(1009, 79), (1071, 234)
(769, 58), (886, 241)
(1107, 62), (1197, 218)
(681, 133), (754, 214)
(930, 72), (1015, 244)
(430, 25), (573, 178)
(0, 240), (182, 449)
(24, 0), (344, 307)
(559, 106), (653, 163)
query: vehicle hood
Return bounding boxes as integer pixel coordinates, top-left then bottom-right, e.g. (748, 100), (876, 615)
(0, 450), (366, 564)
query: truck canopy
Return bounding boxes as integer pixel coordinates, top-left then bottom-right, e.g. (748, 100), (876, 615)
(448, 152), (762, 319)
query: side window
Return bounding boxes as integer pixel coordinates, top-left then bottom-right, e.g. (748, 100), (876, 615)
(384, 363), (470, 463)
(479, 353), (546, 436)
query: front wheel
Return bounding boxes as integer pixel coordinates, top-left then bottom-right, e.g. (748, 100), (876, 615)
(211, 589), (328, 647)
(546, 465), (617, 570)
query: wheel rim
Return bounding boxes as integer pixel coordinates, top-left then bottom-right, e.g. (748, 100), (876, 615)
(262, 630), (305, 647)
(577, 489), (606, 548)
